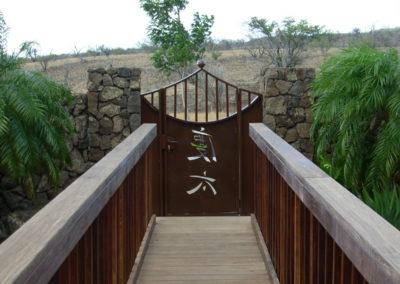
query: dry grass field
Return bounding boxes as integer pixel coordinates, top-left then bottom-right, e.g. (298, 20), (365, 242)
(23, 46), (400, 96)
(22, 48), (339, 95)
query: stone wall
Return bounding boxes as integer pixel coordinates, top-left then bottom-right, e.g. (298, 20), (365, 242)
(261, 68), (314, 159)
(0, 67), (141, 241)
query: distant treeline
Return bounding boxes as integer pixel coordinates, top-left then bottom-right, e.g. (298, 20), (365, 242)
(34, 27), (400, 61)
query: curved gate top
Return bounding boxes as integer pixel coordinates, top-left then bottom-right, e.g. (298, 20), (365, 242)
(141, 60), (262, 216)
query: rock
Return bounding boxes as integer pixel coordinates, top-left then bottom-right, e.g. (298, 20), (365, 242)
(100, 135), (112, 150)
(266, 86), (279, 97)
(100, 118), (113, 135)
(299, 138), (313, 153)
(276, 116), (295, 128)
(59, 171), (69, 187)
(83, 150), (88, 162)
(100, 104), (120, 117)
(286, 70), (297, 81)
(289, 81), (307, 96)
(66, 135), (73, 151)
(89, 149), (104, 162)
(129, 114), (141, 131)
(127, 94), (140, 113)
(2, 187), (25, 210)
(3, 212), (26, 234)
(131, 68), (141, 77)
(1, 177), (17, 190)
(130, 80), (140, 90)
(111, 135), (123, 148)
(103, 74), (113, 86)
(113, 116), (124, 133)
(87, 92), (98, 116)
(88, 116), (99, 133)
(306, 68), (315, 78)
(113, 77), (130, 88)
(3, 209), (39, 235)
(291, 108), (305, 123)
(262, 68), (279, 79)
(118, 68), (132, 78)
(300, 96), (311, 108)
(305, 108), (313, 123)
(296, 69), (307, 81)
(296, 123), (311, 138)
(37, 175), (49, 193)
(74, 115), (88, 139)
(68, 149), (86, 174)
(89, 72), (103, 85)
(87, 81), (98, 92)
(275, 80), (293, 94)
(100, 87), (123, 102)
(285, 128), (298, 143)
(34, 192), (48, 205)
(107, 68), (118, 76)
(73, 103), (86, 116)
(287, 96), (301, 108)
(120, 95), (127, 108)
(263, 114), (276, 131)
(78, 137), (89, 149)
(276, 127), (287, 138)
(122, 127), (131, 137)
(265, 96), (286, 115)
(120, 109), (129, 119)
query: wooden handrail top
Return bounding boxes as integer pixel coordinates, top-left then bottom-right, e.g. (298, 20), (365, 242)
(250, 123), (400, 284)
(0, 123), (157, 284)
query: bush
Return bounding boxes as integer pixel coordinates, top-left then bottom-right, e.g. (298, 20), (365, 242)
(0, 15), (74, 196)
(311, 45), (400, 228)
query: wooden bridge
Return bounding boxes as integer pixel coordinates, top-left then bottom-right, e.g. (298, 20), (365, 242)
(0, 123), (399, 283)
(0, 63), (399, 283)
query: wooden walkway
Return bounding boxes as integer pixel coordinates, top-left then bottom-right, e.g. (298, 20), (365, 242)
(135, 216), (276, 283)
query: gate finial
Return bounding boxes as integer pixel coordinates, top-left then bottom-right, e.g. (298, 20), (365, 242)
(197, 59), (205, 69)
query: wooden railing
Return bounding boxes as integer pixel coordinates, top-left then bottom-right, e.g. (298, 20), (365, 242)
(250, 123), (400, 284)
(0, 123), (157, 283)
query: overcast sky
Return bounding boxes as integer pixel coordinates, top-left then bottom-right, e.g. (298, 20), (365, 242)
(2, 0), (400, 55)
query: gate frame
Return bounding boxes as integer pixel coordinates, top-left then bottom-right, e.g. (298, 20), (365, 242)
(141, 61), (263, 216)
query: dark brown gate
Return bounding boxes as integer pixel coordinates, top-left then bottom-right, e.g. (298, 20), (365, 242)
(141, 61), (262, 216)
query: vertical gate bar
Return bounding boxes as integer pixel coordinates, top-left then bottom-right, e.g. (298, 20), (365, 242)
(248, 91), (251, 105)
(195, 73), (198, 122)
(205, 74), (208, 122)
(236, 89), (242, 214)
(184, 79), (188, 120)
(216, 79), (219, 120)
(226, 84), (229, 117)
(174, 85), (177, 118)
(151, 93), (154, 106)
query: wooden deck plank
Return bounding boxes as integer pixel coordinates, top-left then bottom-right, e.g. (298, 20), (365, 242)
(136, 216), (275, 283)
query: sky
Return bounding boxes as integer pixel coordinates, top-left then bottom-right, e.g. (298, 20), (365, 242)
(2, 0), (400, 55)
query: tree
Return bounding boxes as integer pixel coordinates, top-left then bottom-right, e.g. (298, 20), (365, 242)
(311, 45), (400, 227)
(140, 0), (214, 77)
(0, 13), (74, 196)
(248, 17), (325, 67)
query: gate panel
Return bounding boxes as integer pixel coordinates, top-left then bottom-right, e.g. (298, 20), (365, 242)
(165, 117), (239, 215)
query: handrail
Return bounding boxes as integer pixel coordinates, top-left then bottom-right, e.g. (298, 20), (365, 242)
(0, 123), (157, 283)
(250, 123), (400, 283)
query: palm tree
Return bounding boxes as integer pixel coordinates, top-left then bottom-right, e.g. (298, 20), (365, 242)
(0, 13), (73, 196)
(311, 45), (400, 227)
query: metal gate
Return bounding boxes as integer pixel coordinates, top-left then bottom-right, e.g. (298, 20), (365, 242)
(141, 61), (262, 216)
